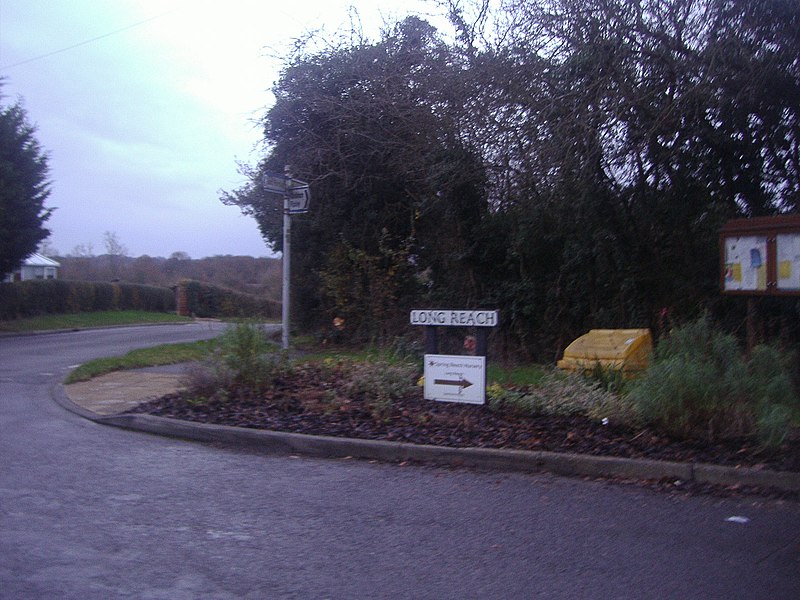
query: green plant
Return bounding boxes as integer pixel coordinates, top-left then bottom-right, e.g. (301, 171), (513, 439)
(586, 362), (628, 395)
(487, 370), (631, 423)
(340, 360), (418, 421)
(628, 317), (799, 447)
(486, 382), (527, 410)
(212, 322), (284, 392)
(317, 232), (417, 343)
(757, 403), (794, 448)
(181, 361), (235, 400)
(182, 323), (285, 399)
(746, 344), (799, 446)
(389, 333), (425, 361)
(217, 323), (272, 372)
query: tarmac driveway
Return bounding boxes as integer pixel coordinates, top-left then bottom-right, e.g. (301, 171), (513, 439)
(1, 324), (799, 599)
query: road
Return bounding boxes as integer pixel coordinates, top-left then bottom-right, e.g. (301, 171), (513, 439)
(1, 325), (799, 599)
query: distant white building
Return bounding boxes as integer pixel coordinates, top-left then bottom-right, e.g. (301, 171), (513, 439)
(3, 253), (61, 282)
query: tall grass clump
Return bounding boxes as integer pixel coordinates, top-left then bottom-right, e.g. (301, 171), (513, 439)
(628, 317), (798, 447)
(486, 370), (638, 424)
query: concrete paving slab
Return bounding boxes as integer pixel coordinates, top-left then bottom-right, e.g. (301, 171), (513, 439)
(65, 371), (184, 415)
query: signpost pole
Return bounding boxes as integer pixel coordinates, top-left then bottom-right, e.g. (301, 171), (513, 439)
(264, 166), (309, 352)
(424, 327), (438, 354)
(281, 166), (291, 350)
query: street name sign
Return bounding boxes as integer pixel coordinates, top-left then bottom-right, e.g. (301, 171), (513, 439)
(424, 354), (486, 404)
(410, 309), (499, 327)
(263, 171), (287, 194)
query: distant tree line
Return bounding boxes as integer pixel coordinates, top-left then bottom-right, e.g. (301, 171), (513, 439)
(57, 254), (281, 301)
(222, 0), (800, 359)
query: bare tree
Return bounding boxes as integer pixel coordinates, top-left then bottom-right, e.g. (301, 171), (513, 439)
(68, 243), (94, 258)
(103, 231), (127, 256)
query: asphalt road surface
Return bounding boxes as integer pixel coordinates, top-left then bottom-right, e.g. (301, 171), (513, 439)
(1, 325), (799, 599)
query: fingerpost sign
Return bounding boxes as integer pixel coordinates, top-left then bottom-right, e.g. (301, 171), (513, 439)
(263, 168), (311, 349)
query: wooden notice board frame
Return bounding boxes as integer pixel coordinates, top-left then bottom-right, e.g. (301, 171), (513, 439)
(720, 215), (800, 297)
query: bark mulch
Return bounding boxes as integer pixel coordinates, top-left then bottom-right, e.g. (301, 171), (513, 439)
(125, 363), (800, 501)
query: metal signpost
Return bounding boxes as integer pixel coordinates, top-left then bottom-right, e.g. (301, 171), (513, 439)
(410, 309), (499, 405)
(263, 168), (310, 350)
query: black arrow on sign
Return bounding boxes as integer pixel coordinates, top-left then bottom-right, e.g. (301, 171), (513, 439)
(434, 378), (473, 389)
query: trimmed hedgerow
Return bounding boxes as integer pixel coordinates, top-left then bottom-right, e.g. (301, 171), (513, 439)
(180, 280), (280, 319)
(0, 279), (175, 320)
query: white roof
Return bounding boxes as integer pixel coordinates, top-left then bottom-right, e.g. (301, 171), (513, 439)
(24, 253), (61, 267)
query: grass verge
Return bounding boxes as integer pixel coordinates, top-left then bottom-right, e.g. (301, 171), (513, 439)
(65, 339), (216, 384)
(0, 310), (192, 333)
(487, 363), (546, 386)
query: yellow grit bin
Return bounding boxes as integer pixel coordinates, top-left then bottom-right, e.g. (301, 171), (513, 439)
(557, 329), (653, 377)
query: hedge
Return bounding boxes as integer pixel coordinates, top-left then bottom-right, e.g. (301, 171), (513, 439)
(0, 280), (175, 320)
(180, 280), (280, 319)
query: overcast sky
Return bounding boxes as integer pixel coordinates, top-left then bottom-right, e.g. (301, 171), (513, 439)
(0, 0), (445, 258)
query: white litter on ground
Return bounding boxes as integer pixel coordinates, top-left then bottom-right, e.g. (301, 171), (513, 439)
(725, 516), (750, 524)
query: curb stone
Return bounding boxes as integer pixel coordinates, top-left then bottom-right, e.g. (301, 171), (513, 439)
(52, 384), (800, 493)
(692, 462), (800, 491)
(94, 412), (698, 484)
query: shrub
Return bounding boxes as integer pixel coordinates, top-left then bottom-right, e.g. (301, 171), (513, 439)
(628, 317), (798, 447)
(183, 323), (285, 400)
(218, 322), (273, 368)
(340, 360), (418, 421)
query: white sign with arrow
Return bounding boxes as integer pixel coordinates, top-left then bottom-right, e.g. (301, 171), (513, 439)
(424, 354), (486, 404)
(287, 184), (310, 214)
(263, 171), (312, 215)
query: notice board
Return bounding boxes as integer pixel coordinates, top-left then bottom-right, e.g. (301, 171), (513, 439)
(720, 215), (800, 296)
(776, 233), (800, 291)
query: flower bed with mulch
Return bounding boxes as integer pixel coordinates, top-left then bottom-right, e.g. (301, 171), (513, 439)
(126, 361), (800, 474)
